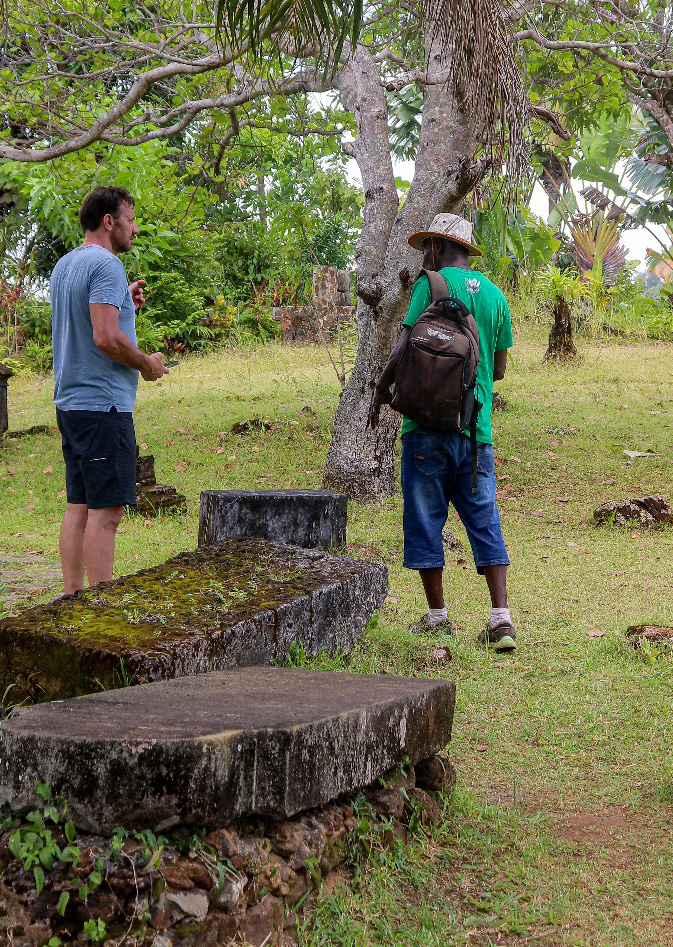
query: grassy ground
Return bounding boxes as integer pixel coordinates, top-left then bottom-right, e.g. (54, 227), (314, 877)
(1, 324), (673, 945)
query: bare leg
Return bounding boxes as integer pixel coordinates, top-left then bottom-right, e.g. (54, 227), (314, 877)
(483, 564), (508, 608)
(59, 503), (89, 594)
(83, 506), (124, 587)
(419, 567), (445, 609)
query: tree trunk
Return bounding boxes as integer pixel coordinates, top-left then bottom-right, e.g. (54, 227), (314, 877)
(545, 293), (577, 360)
(323, 41), (483, 501)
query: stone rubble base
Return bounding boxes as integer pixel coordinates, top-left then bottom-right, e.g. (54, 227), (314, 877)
(0, 755), (455, 947)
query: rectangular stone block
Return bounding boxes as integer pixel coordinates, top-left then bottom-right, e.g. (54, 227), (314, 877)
(0, 539), (387, 702)
(199, 489), (347, 549)
(0, 667), (456, 832)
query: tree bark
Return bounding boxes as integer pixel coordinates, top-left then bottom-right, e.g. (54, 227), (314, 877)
(323, 41), (483, 501)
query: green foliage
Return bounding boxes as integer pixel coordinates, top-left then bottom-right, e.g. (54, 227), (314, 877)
(521, 264), (673, 341)
(1, 119), (361, 367)
(473, 199), (561, 283)
(82, 918), (107, 943)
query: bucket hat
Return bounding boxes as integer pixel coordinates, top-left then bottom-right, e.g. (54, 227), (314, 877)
(408, 213), (482, 256)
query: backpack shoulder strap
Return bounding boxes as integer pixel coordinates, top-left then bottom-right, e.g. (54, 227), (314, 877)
(419, 268), (449, 303)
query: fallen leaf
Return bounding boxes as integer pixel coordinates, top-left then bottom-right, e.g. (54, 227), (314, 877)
(546, 450), (557, 458)
(216, 447), (225, 454)
(176, 426), (190, 434)
(476, 744), (488, 752)
(559, 470), (568, 478)
(228, 455), (236, 461)
(532, 509), (545, 517)
(252, 446), (260, 453)
(587, 629), (605, 637)
(144, 519), (154, 527)
(623, 450), (655, 458)
(387, 596), (398, 604)
(43, 466), (53, 475)
(7, 468), (17, 476)
(57, 489), (66, 499)
(556, 497), (569, 503)
(26, 504), (35, 511)
(492, 661), (509, 668)
(567, 541), (579, 547)
(175, 460), (188, 471)
(140, 443), (148, 450)
(547, 437), (563, 447)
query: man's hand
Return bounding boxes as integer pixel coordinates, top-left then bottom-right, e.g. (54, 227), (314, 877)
(141, 351), (169, 382)
(129, 279), (146, 310)
(367, 388), (387, 430)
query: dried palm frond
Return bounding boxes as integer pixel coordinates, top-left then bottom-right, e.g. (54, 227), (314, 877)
(422, 0), (529, 189)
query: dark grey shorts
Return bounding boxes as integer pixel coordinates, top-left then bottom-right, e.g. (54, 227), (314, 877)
(56, 408), (137, 508)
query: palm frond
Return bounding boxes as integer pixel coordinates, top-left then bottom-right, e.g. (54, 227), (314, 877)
(214, 0), (363, 66)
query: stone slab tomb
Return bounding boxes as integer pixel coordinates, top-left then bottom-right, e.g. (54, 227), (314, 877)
(133, 448), (187, 516)
(0, 667), (455, 833)
(0, 539), (387, 702)
(199, 489), (347, 549)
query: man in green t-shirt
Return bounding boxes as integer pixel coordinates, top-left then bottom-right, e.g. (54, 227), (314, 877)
(369, 214), (515, 651)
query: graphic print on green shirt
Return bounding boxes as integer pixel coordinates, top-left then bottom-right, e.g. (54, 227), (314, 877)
(400, 266), (513, 443)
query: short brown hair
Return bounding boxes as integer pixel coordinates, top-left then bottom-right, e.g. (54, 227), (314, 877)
(78, 186), (134, 232)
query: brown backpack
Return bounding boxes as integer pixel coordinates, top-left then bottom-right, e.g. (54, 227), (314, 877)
(390, 269), (481, 488)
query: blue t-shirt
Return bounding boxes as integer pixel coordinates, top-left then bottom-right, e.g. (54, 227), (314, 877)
(50, 245), (139, 412)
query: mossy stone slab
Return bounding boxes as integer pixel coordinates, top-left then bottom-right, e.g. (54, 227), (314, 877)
(0, 539), (387, 702)
(0, 667), (455, 832)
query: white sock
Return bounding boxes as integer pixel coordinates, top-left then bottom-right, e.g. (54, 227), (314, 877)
(489, 607), (511, 630)
(428, 607), (448, 625)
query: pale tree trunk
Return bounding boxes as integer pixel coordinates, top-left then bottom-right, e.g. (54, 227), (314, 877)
(323, 40), (483, 501)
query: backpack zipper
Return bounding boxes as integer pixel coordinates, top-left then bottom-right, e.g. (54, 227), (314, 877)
(410, 341), (463, 358)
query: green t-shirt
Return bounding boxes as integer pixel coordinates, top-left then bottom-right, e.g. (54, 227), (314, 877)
(400, 266), (513, 443)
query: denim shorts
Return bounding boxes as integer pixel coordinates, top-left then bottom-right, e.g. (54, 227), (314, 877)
(57, 407), (137, 508)
(401, 428), (509, 574)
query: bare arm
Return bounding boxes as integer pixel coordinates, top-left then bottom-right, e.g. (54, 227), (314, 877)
(90, 303), (168, 381)
(493, 348), (508, 381)
(367, 327), (410, 429)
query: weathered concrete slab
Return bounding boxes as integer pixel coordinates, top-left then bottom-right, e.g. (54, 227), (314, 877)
(0, 667), (455, 832)
(199, 489), (347, 549)
(0, 539), (387, 702)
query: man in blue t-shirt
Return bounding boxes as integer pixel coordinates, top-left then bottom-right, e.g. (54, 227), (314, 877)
(50, 186), (169, 593)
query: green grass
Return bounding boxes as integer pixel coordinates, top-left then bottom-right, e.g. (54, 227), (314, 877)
(2, 326), (673, 945)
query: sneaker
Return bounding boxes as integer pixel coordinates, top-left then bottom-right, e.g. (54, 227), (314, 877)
(408, 614), (455, 637)
(477, 621), (516, 652)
